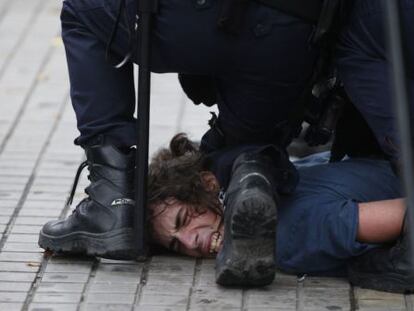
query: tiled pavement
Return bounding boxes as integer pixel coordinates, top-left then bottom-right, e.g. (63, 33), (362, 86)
(0, 1), (413, 310)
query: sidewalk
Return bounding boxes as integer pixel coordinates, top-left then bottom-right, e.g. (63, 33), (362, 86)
(0, 0), (412, 310)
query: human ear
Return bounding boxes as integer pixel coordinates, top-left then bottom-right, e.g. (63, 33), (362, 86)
(200, 171), (220, 193)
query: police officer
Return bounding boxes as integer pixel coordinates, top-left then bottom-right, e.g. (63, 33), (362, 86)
(335, 0), (414, 293)
(38, 0), (320, 286)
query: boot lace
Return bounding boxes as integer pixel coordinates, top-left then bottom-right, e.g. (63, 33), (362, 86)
(66, 160), (89, 208)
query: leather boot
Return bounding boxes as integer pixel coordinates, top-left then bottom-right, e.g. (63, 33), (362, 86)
(348, 215), (414, 293)
(38, 140), (137, 260)
(216, 152), (278, 286)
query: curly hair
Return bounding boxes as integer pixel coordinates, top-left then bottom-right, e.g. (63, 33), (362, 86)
(148, 133), (222, 218)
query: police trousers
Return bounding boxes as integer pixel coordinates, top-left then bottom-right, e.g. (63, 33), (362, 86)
(61, 0), (318, 149)
(337, 0), (414, 164)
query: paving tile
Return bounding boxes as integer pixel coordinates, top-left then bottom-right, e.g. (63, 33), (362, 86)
(145, 273), (194, 286)
(41, 272), (89, 283)
(140, 294), (188, 306)
(142, 285), (190, 296)
(0, 302), (24, 311)
(10, 225), (43, 234)
(0, 261), (40, 272)
(354, 288), (406, 310)
(134, 307), (186, 311)
(85, 293), (135, 304)
(0, 251), (44, 262)
(6, 234), (40, 243)
(44, 262), (92, 274)
(48, 256), (94, 264)
(29, 303), (78, 311)
(3, 242), (43, 253)
(14, 217), (55, 226)
(32, 292), (82, 303)
(89, 282), (138, 294)
(189, 287), (242, 310)
(0, 272), (37, 282)
(305, 276), (350, 288)
(0, 216), (10, 224)
(19, 208), (61, 218)
(0, 282), (32, 292)
(85, 304), (132, 311)
(0, 291), (27, 302)
(245, 288), (297, 310)
(94, 264), (142, 283)
(36, 282), (84, 293)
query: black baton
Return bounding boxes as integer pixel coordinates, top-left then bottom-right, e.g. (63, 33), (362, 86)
(135, 0), (158, 257)
(383, 0), (414, 259)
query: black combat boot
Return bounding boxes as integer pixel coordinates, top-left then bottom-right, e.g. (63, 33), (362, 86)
(348, 216), (414, 293)
(39, 140), (137, 260)
(216, 152), (278, 286)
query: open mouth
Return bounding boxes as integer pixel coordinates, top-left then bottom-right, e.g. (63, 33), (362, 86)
(209, 231), (223, 254)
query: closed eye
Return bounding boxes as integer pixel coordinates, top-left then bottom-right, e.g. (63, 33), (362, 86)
(175, 206), (188, 230)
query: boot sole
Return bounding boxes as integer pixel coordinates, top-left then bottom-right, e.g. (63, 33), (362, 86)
(349, 270), (414, 293)
(38, 228), (137, 260)
(216, 189), (277, 286)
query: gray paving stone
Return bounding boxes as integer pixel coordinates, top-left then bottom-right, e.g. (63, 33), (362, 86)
(19, 208), (61, 217)
(142, 285), (190, 296)
(3, 242), (43, 253)
(10, 225), (43, 234)
(0, 281), (32, 292)
(6, 233), (39, 243)
(149, 262), (195, 275)
(305, 276), (350, 288)
(29, 303), (78, 311)
(0, 216), (10, 224)
(140, 294), (188, 306)
(0, 251), (44, 262)
(245, 288), (296, 308)
(189, 308), (240, 311)
(48, 256), (94, 264)
(41, 272), (89, 283)
(94, 265), (142, 283)
(134, 307), (186, 311)
(99, 259), (139, 265)
(0, 207), (16, 216)
(85, 304), (132, 311)
(354, 288), (406, 310)
(32, 292), (82, 303)
(190, 287), (243, 310)
(14, 217), (54, 226)
(44, 262), (92, 274)
(0, 291), (27, 302)
(37, 282), (84, 293)
(0, 302), (24, 311)
(0, 261), (40, 272)
(22, 201), (65, 210)
(89, 282), (138, 294)
(0, 272), (37, 282)
(145, 273), (194, 286)
(86, 293), (135, 304)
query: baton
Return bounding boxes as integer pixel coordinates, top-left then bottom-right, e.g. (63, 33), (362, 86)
(383, 1), (414, 258)
(135, 0), (158, 257)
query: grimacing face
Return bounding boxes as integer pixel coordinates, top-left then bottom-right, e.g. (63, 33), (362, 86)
(150, 198), (224, 257)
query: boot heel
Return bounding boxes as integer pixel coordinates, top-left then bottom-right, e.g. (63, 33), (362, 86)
(216, 189), (277, 286)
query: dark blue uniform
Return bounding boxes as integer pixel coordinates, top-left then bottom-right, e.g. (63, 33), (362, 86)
(61, 0), (318, 151)
(337, 0), (414, 164)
